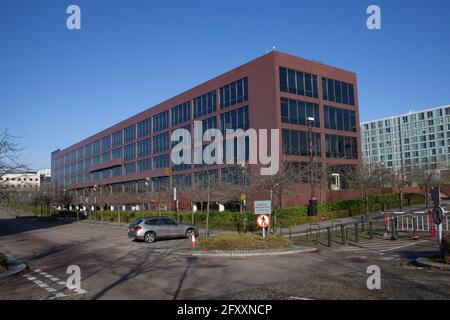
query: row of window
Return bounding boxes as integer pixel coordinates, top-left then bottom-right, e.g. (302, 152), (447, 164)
(279, 67), (319, 98)
(171, 101), (191, 126)
(281, 97), (320, 127)
(282, 129), (321, 156)
(220, 77), (248, 109)
(324, 106), (357, 132)
(325, 134), (358, 159)
(193, 91), (216, 118)
(322, 77), (355, 106)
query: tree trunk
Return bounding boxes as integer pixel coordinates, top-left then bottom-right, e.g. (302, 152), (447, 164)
(400, 190), (404, 210)
(365, 191), (369, 221)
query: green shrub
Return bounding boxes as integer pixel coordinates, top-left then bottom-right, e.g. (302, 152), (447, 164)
(79, 193), (424, 231)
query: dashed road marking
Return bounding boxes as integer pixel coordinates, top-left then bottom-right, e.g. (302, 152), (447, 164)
(22, 268), (89, 299)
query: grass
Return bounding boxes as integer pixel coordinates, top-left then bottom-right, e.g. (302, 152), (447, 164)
(193, 233), (292, 251)
(0, 252), (8, 273)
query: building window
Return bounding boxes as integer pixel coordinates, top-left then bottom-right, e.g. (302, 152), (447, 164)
(280, 98), (320, 127)
(137, 118), (151, 138)
(153, 133), (169, 154)
(171, 101), (191, 126)
(138, 159), (151, 172)
(112, 148), (122, 160)
(153, 111), (169, 133)
(77, 147), (84, 161)
(282, 129), (321, 156)
(172, 174), (192, 188)
(124, 162), (136, 175)
(220, 77), (248, 109)
(153, 154), (169, 169)
(112, 166), (122, 177)
(93, 140), (101, 155)
(102, 151), (111, 162)
(279, 67), (318, 99)
(325, 134), (358, 159)
(322, 77), (355, 106)
(324, 106), (357, 132)
(112, 131), (122, 148)
(220, 106), (249, 134)
(193, 91), (216, 118)
(201, 116), (217, 134)
(137, 139), (151, 158)
(102, 135), (111, 152)
(124, 143), (136, 161)
(124, 124), (136, 143)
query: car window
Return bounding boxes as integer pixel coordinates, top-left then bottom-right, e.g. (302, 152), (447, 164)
(130, 218), (143, 226)
(163, 218), (177, 225)
(145, 219), (157, 225)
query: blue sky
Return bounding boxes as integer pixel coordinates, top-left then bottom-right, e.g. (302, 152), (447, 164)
(1, 0), (450, 170)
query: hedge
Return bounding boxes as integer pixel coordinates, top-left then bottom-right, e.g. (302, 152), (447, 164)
(61, 193), (424, 231)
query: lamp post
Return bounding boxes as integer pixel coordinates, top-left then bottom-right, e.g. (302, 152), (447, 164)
(240, 163), (247, 233)
(145, 177), (150, 211)
(307, 116), (318, 216)
(380, 162), (385, 212)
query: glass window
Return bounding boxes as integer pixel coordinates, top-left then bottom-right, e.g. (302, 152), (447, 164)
(138, 119), (151, 138)
(153, 111), (169, 133)
(124, 125), (136, 143)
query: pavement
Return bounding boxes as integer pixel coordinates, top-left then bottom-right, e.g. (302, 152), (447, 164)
(0, 205), (449, 300)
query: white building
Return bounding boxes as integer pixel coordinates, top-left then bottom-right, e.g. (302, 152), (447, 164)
(0, 169), (51, 189)
(361, 105), (450, 170)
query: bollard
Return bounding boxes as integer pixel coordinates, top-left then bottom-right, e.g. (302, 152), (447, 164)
(390, 217), (397, 240)
(354, 223), (359, 242)
(361, 216), (365, 232)
(340, 224), (346, 245)
(369, 221), (373, 240)
(327, 227), (332, 247)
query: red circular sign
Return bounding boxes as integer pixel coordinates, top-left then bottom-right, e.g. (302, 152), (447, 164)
(256, 214), (270, 228)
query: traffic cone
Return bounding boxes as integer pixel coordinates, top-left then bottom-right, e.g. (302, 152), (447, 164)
(191, 233), (197, 247)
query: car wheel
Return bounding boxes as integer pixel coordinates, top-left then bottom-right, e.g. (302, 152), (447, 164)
(144, 232), (156, 243)
(186, 228), (195, 238)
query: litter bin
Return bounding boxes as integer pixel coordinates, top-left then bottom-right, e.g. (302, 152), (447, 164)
(308, 198), (318, 216)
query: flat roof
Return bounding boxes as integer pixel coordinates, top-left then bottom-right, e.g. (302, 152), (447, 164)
(361, 104), (450, 125)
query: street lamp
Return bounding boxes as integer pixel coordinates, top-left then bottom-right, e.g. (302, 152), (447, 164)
(240, 163), (247, 233)
(145, 177), (150, 211)
(307, 116), (318, 216)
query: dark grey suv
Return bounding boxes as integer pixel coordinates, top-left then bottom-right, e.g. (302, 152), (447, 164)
(127, 217), (199, 243)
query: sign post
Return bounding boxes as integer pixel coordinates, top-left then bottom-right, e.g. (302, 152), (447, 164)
(256, 214), (270, 238)
(433, 207), (444, 252)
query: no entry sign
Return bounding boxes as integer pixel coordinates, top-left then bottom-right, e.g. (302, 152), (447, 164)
(256, 214), (270, 228)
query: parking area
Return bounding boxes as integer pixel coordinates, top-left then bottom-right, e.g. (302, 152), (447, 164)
(1, 207), (448, 300)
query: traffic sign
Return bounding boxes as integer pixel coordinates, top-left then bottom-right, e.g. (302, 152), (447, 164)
(240, 193), (247, 201)
(254, 200), (271, 215)
(433, 207), (444, 225)
(256, 214), (270, 228)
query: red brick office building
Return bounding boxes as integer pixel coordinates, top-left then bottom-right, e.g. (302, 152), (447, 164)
(51, 51), (361, 210)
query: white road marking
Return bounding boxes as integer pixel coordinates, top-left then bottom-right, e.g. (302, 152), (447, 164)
(381, 240), (428, 252)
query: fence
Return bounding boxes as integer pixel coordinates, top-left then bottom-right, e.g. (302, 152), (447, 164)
(383, 210), (449, 234)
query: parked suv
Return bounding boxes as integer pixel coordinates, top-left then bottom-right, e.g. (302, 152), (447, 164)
(127, 217), (199, 243)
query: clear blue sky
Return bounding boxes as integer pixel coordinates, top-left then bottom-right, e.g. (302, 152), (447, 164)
(1, 0), (450, 170)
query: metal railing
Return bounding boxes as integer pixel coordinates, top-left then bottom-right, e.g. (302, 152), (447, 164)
(383, 210), (449, 233)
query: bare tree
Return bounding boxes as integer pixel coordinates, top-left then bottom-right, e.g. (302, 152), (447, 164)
(345, 163), (385, 219)
(386, 167), (410, 210)
(409, 164), (447, 208)
(0, 130), (29, 206)
(254, 159), (298, 228)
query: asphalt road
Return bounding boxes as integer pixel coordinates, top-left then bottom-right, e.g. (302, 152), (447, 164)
(0, 207), (448, 300)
